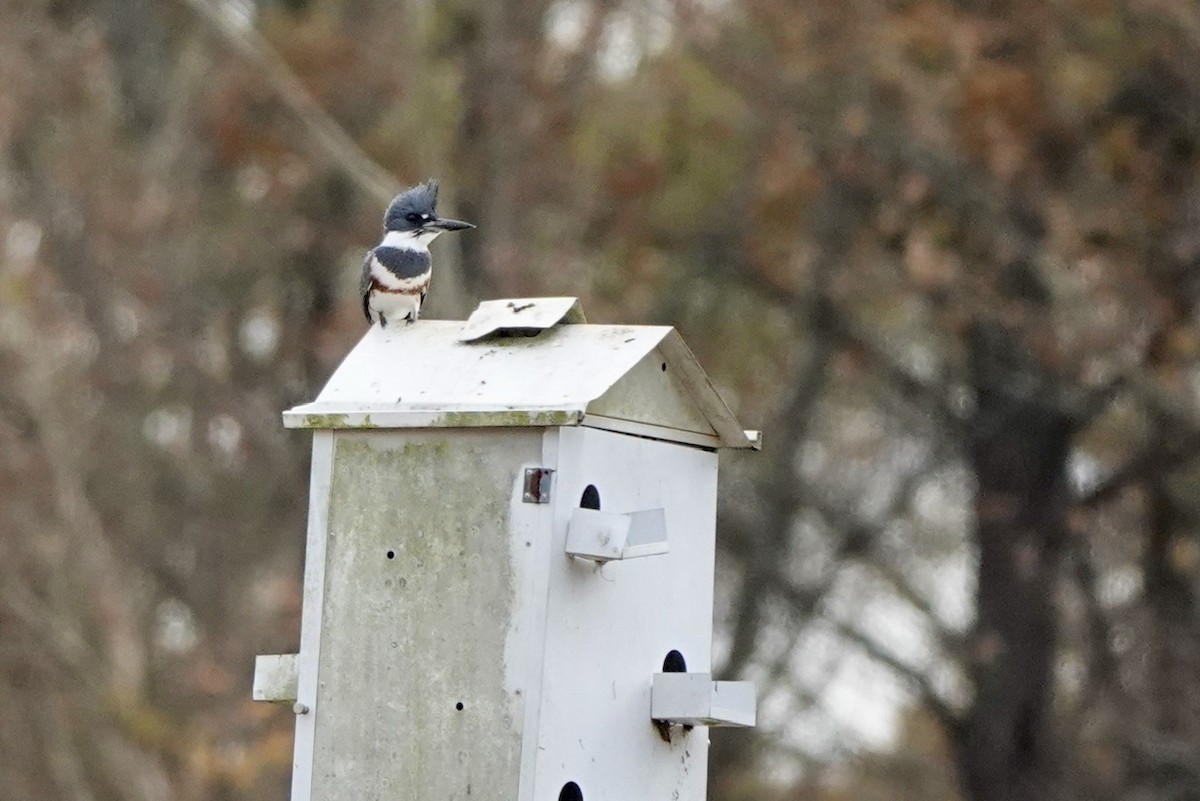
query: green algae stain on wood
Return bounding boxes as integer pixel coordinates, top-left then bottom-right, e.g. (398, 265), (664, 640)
(312, 429), (538, 801)
(297, 410), (579, 429)
(435, 409), (581, 428)
(300, 413), (349, 429)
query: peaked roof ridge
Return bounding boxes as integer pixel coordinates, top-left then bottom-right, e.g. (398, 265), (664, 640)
(283, 299), (758, 449)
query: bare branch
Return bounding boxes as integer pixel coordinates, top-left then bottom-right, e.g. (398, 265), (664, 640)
(1077, 429), (1200, 508)
(177, 0), (401, 206)
(824, 309), (962, 431)
(1063, 540), (1129, 706)
(830, 619), (963, 738)
(0, 389), (39, 439)
(862, 557), (967, 658)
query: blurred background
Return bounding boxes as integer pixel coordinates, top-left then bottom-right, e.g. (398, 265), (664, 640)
(2, 0), (1200, 799)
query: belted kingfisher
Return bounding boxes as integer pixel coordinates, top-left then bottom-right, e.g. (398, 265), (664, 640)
(360, 180), (474, 327)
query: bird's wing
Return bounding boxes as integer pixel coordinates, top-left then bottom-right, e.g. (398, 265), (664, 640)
(359, 251), (374, 322)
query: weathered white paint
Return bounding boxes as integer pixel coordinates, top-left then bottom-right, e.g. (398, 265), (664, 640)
(253, 654), (298, 703)
(458, 296), (585, 341)
(290, 431), (334, 801)
(289, 408), (582, 431)
(564, 507), (668, 562)
(655, 328), (760, 449)
(310, 429), (542, 801)
(589, 348), (714, 435)
(531, 426), (720, 800)
(651, 673), (758, 727)
(282, 301), (755, 449)
(580, 413), (722, 450)
(513, 429), (561, 801)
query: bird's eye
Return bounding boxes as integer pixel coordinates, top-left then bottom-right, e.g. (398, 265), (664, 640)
(405, 212), (422, 223)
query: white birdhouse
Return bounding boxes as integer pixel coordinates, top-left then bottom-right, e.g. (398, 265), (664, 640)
(255, 298), (759, 801)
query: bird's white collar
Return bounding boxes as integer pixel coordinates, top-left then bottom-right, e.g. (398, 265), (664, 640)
(381, 229), (440, 250)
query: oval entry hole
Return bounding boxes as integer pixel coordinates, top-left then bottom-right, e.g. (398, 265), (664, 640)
(386, 550), (395, 560)
(663, 650), (687, 673)
(558, 781), (583, 801)
(661, 362), (667, 371)
(455, 701), (464, 711)
(580, 485), (600, 510)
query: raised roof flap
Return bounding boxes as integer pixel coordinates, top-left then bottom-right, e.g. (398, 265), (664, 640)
(458, 297), (586, 341)
(284, 298), (758, 449)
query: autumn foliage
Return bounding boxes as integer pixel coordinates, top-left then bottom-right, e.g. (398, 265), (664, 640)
(2, 1), (1199, 799)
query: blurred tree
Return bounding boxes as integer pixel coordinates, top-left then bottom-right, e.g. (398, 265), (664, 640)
(3, 1), (1200, 800)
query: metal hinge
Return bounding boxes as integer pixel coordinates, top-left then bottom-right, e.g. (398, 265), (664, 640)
(523, 467), (554, 503)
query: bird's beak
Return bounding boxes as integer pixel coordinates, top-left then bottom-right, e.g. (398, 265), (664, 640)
(430, 217), (475, 231)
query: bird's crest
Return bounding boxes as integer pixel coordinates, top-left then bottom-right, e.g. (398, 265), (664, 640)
(384, 180), (439, 230)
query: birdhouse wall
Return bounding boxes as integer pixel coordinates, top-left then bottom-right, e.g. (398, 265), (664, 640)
(532, 426), (718, 801)
(290, 424), (721, 801)
(293, 428), (551, 801)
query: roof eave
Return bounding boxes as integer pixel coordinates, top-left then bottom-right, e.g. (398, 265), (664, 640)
(656, 330), (760, 449)
(282, 404), (586, 430)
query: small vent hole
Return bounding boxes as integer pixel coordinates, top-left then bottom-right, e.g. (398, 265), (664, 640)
(663, 650), (687, 673)
(386, 550), (395, 560)
(580, 485), (600, 510)
(558, 781), (583, 801)
(455, 701), (464, 711)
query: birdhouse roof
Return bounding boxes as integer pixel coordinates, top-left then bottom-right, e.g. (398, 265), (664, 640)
(284, 298), (759, 450)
